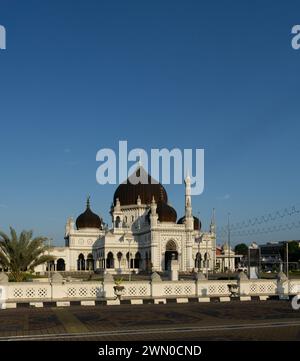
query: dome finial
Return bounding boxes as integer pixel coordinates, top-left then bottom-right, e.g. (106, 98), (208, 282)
(185, 168), (191, 183)
(86, 195), (91, 209)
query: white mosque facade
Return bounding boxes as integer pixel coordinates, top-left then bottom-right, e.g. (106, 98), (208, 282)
(38, 168), (234, 274)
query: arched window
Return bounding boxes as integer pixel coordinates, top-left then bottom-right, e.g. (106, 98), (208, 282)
(166, 240), (177, 251)
(131, 215), (134, 222)
(117, 252), (123, 267)
(126, 252), (133, 268)
(87, 253), (94, 271)
(77, 254), (85, 271)
(106, 252), (114, 269)
(134, 252), (141, 269)
(115, 216), (121, 228)
(57, 258), (65, 271)
(195, 252), (202, 270)
(203, 252), (210, 268)
(47, 260), (55, 272)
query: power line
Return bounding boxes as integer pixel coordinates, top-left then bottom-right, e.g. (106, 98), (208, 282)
(226, 219), (300, 238)
(217, 204), (300, 235)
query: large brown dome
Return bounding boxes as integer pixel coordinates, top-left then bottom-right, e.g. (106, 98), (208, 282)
(76, 197), (102, 230)
(113, 167), (168, 206)
(177, 215), (201, 231)
(157, 201), (177, 223)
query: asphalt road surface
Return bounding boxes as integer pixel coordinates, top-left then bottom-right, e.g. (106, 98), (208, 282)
(0, 300), (300, 341)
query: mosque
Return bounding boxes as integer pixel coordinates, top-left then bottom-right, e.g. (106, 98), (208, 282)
(39, 167), (234, 274)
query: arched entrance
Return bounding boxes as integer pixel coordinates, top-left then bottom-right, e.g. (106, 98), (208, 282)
(164, 240), (178, 270)
(106, 252), (114, 269)
(57, 258), (65, 271)
(77, 254), (85, 271)
(86, 253), (94, 271)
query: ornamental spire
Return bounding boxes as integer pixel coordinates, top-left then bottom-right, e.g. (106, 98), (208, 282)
(86, 195), (91, 209)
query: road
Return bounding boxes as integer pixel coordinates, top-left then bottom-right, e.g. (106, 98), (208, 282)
(0, 300), (300, 341)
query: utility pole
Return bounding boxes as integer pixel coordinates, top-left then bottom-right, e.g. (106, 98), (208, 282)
(48, 238), (52, 282)
(212, 208), (216, 275)
(227, 213), (231, 274)
(197, 211), (201, 272)
(286, 241), (289, 279)
(247, 246), (250, 278)
(206, 232), (209, 279)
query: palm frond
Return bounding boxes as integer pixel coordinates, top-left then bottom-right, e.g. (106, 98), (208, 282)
(0, 227), (52, 280)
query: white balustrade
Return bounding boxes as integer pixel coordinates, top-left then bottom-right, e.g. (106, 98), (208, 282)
(0, 277), (299, 304)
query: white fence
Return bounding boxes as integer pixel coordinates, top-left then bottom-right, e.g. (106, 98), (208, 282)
(122, 282), (151, 298)
(248, 280), (277, 295)
(289, 280), (300, 295)
(0, 276), (299, 305)
(198, 280), (234, 297)
(5, 281), (104, 301)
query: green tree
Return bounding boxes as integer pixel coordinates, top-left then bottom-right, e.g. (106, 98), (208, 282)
(0, 227), (54, 281)
(234, 243), (248, 256)
(286, 241), (300, 263)
(279, 241), (300, 262)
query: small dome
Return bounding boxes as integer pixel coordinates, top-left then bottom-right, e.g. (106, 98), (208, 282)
(177, 215), (201, 230)
(113, 166), (168, 206)
(157, 201), (177, 223)
(76, 197), (102, 230)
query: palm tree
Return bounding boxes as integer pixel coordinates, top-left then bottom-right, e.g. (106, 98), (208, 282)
(0, 227), (55, 281)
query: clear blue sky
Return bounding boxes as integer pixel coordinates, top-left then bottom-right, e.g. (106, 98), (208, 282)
(0, 0), (299, 245)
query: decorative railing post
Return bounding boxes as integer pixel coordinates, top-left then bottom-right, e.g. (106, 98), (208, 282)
(150, 272), (162, 298)
(195, 272), (207, 297)
(237, 272), (250, 299)
(50, 272), (65, 300)
(277, 271), (289, 299)
(103, 273), (115, 299)
(0, 273), (8, 309)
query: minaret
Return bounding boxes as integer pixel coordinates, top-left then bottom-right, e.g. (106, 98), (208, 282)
(210, 208), (217, 271)
(150, 196), (158, 227)
(185, 170), (193, 230)
(113, 197), (123, 229)
(150, 195), (159, 272)
(65, 217), (73, 237)
(210, 208), (216, 234)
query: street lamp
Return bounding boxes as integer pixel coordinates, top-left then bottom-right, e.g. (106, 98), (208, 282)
(206, 233), (209, 279)
(286, 241), (289, 279)
(196, 235), (202, 272)
(47, 237), (53, 282)
(128, 239), (132, 282)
